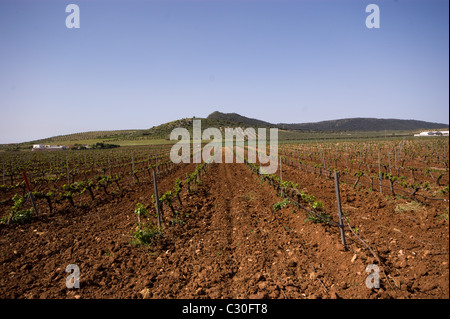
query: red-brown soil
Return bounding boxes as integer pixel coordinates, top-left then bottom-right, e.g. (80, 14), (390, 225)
(0, 158), (448, 299)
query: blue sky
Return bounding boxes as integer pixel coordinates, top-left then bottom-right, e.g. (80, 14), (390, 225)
(0, 0), (448, 143)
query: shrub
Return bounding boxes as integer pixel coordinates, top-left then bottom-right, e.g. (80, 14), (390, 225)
(273, 198), (291, 211)
(133, 224), (163, 245)
(1, 194), (33, 224)
(132, 203), (163, 245)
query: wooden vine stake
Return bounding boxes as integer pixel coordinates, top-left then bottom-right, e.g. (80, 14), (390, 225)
(334, 171), (346, 249)
(388, 152), (392, 175)
(378, 151), (382, 194)
(131, 152), (135, 183)
(66, 158), (70, 185)
(22, 171), (39, 216)
(153, 170), (162, 228)
(279, 155), (283, 197)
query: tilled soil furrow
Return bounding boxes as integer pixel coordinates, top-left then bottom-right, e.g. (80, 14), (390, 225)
(161, 161), (339, 299)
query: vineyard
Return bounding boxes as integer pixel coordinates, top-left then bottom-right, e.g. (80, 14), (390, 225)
(0, 137), (448, 299)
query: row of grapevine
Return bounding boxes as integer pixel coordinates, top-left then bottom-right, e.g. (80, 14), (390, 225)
(132, 159), (213, 245)
(276, 139), (449, 202)
(0, 145), (173, 188)
(0, 147), (178, 224)
(279, 138), (449, 186)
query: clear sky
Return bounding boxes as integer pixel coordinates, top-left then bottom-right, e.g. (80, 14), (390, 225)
(0, 0), (448, 143)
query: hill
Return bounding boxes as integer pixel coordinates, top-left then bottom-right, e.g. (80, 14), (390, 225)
(5, 117), (254, 149)
(278, 117), (449, 131)
(207, 111), (449, 132)
(206, 111), (272, 128)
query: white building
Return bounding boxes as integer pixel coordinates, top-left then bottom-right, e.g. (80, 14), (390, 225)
(32, 144), (66, 151)
(414, 131), (449, 137)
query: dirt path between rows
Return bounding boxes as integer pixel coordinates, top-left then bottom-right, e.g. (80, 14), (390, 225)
(138, 161), (392, 299)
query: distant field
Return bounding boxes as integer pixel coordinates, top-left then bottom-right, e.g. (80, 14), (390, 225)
(0, 123), (443, 152)
(0, 137), (174, 151)
(277, 129), (414, 142)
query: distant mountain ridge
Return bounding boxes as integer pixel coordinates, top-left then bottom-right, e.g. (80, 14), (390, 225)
(3, 111), (447, 148)
(207, 111), (449, 132)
